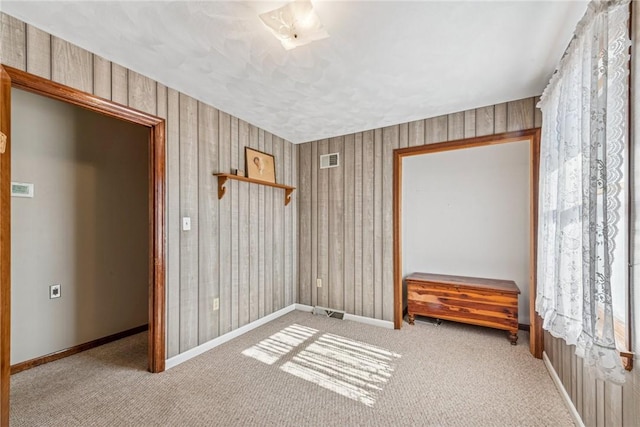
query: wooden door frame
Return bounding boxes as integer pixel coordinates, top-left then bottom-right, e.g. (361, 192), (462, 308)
(0, 66), (166, 385)
(392, 129), (544, 358)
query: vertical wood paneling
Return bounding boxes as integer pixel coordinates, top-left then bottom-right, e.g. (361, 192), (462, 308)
(317, 139), (329, 308)
(622, 370), (639, 426)
(0, 14), (26, 69)
(507, 98), (535, 131)
(408, 120), (424, 146)
(292, 144), (299, 304)
(128, 70), (156, 115)
(299, 143), (312, 306)
(373, 129), (383, 318)
(343, 134), (355, 313)
(361, 131), (375, 317)
(382, 126), (397, 321)
(237, 120), (249, 327)
(284, 139), (293, 307)
(111, 63), (128, 104)
(178, 94), (198, 353)
(248, 125), (260, 322)
(604, 382), (623, 427)
(534, 96), (543, 128)
(328, 137), (344, 310)
(447, 112), (464, 141)
(230, 117), (239, 329)
(494, 103), (508, 134)
(475, 105), (494, 136)
(576, 355), (584, 415)
(272, 136), (285, 310)
(425, 116), (447, 144)
(596, 379), (606, 427)
(93, 56), (111, 100)
(353, 133), (364, 315)
(51, 37), (92, 93)
(264, 133), (274, 314)
(258, 129), (266, 316)
(399, 123), (409, 148)
(218, 112), (232, 335)
(198, 102), (219, 343)
(165, 88), (180, 358)
(544, 335), (639, 427)
(25, 25), (50, 78)
(463, 109), (476, 138)
(310, 137), (318, 308)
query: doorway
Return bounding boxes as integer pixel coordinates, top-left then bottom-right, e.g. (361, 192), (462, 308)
(392, 129), (543, 358)
(10, 87), (150, 371)
(0, 64), (166, 425)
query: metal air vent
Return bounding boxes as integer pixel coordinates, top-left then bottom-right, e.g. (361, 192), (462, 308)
(320, 153), (339, 169)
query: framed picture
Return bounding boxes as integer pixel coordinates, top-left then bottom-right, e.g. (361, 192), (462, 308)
(245, 147), (276, 183)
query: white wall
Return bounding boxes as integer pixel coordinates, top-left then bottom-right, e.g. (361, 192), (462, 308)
(11, 88), (149, 364)
(402, 140), (531, 324)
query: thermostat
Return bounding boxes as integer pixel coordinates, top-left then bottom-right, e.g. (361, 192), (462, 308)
(11, 182), (34, 198)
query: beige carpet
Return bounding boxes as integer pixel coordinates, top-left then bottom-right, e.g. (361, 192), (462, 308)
(11, 311), (574, 426)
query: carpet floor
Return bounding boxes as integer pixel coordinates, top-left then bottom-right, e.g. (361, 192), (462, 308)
(11, 311), (574, 426)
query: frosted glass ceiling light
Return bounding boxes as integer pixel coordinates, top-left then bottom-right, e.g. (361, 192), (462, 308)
(259, 0), (329, 50)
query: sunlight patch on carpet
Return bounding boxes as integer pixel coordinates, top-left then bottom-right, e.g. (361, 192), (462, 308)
(242, 324), (318, 365)
(243, 324), (401, 407)
(281, 333), (401, 406)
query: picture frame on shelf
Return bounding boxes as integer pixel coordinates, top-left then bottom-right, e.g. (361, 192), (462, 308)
(245, 147), (276, 183)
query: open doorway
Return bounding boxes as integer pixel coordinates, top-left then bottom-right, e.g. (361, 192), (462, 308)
(0, 66), (166, 422)
(392, 129), (543, 358)
(10, 87), (150, 372)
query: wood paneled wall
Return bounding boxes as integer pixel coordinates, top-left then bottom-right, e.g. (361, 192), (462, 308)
(298, 96), (542, 321)
(0, 13), (298, 359)
(545, 333), (639, 426)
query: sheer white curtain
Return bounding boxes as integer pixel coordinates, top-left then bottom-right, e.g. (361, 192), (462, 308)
(536, 0), (630, 384)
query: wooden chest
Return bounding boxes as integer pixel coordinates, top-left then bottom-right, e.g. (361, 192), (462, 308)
(406, 273), (520, 344)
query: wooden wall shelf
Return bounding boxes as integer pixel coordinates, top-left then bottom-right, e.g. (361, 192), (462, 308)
(213, 173), (296, 206)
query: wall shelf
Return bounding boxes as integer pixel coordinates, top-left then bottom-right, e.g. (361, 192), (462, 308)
(213, 173), (296, 206)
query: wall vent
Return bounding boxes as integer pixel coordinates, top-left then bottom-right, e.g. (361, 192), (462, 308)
(320, 153), (339, 169)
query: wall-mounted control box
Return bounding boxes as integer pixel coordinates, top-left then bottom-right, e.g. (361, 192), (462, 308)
(11, 182), (34, 198)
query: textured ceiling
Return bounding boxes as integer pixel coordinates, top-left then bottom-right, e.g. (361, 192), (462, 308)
(2, 1), (588, 143)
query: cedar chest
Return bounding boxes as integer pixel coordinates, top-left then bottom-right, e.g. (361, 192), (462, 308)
(406, 273), (520, 344)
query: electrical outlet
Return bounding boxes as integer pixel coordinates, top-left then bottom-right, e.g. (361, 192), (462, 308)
(49, 284), (61, 299)
(213, 297), (219, 311)
(316, 278), (322, 288)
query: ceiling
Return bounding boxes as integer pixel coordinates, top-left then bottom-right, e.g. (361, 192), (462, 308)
(2, 1), (588, 144)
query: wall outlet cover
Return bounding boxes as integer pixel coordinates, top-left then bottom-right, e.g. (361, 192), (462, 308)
(49, 284), (61, 299)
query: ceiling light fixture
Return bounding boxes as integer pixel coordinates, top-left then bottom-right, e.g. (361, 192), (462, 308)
(259, 0), (329, 50)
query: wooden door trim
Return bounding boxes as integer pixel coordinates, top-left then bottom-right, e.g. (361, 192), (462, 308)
(0, 65), (12, 427)
(2, 65), (166, 373)
(392, 128), (544, 359)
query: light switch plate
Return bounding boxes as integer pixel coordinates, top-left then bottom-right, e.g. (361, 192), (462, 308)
(182, 217), (191, 231)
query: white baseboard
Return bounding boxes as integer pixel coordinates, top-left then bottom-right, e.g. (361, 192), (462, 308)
(166, 303), (395, 370)
(294, 303), (314, 313)
(165, 304), (297, 370)
(543, 351), (585, 427)
(295, 304), (394, 329)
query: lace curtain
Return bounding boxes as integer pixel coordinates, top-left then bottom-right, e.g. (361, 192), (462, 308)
(536, 0), (630, 384)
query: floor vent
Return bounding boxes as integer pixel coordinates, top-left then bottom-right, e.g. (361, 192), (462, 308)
(320, 153), (339, 169)
(312, 306), (345, 319)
